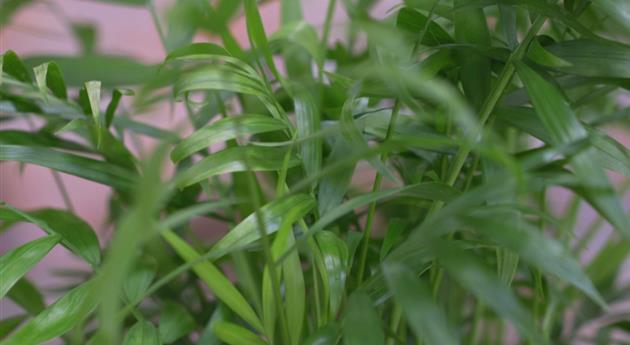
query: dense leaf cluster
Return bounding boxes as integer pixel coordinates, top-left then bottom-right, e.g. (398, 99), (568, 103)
(1, 0), (629, 344)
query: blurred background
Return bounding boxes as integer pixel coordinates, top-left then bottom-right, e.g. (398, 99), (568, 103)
(1, 1), (629, 342)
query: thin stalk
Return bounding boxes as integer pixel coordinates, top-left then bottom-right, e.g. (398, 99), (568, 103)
(148, 0), (167, 50)
(25, 116), (75, 211)
(470, 300), (484, 345)
(243, 166), (291, 345)
(356, 99), (401, 284)
(318, 0), (337, 82)
(385, 303), (403, 345)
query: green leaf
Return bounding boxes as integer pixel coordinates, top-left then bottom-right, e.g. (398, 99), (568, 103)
(453, 0), (491, 110)
(105, 88), (134, 128)
(0, 315), (26, 339)
(159, 302), (195, 344)
(7, 278), (46, 315)
(462, 210), (606, 307)
(586, 239), (630, 288)
(209, 194), (315, 259)
(516, 62), (630, 235)
(34, 209), (101, 266)
(543, 39), (630, 78)
(161, 229), (264, 331)
(0, 145), (136, 192)
(1, 205), (101, 266)
(379, 219), (405, 261)
(175, 146), (299, 188)
(122, 320), (161, 345)
(0, 130), (89, 152)
(270, 21), (324, 66)
(22, 55), (158, 87)
(383, 263), (458, 345)
(2, 50), (31, 82)
(213, 321), (267, 345)
(0, 0), (35, 25)
(344, 291), (385, 345)
(496, 107), (630, 177)
(592, 0), (630, 35)
(430, 240), (540, 343)
(171, 114), (288, 163)
(396, 7), (454, 47)
(33, 62), (68, 99)
(315, 231), (348, 319)
(165, 0), (201, 51)
(197, 305), (226, 345)
(4, 280), (98, 345)
(318, 136), (358, 216)
(163, 43), (230, 64)
(243, 0), (281, 81)
(122, 260), (156, 303)
(293, 90), (322, 186)
(0, 235), (60, 299)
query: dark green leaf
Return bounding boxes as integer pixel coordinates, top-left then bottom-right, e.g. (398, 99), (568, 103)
(344, 291), (385, 345)
(517, 62), (630, 235)
(159, 302), (195, 344)
(383, 263), (458, 345)
(7, 278), (46, 315)
(122, 320), (161, 345)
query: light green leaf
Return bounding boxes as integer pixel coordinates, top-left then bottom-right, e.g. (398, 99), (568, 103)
(4, 280), (98, 345)
(33, 62), (68, 100)
(161, 229), (263, 331)
(1, 205), (101, 267)
(175, 146), (299, 188)
(213, 321), (267, 345)
(293, 90), (322, 186)
(209, 194), (315, 259)
(171, 114), (287, 163)
(0, 235), (60, 299)
(243, 0), (281, 81)
(315, 231), (348, 319)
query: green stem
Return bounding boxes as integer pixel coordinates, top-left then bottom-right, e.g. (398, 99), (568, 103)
(356, 99), (401, 285)
(243, 165), (290, 345)
(318, 0), (337, 82)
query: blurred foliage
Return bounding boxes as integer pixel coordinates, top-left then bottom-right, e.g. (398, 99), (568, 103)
(1, 0), (630, 344)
